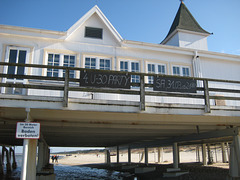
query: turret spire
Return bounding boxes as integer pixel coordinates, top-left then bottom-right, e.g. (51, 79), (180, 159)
(161, 1), (210, 50)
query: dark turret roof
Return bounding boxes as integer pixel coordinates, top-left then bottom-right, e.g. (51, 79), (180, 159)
(162, 2), (210, 44)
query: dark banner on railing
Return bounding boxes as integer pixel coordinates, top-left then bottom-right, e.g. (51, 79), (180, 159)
(80, 71), (131, 89)
(153, 76), (197, 93)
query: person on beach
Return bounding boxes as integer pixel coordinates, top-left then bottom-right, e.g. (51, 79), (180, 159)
(51, 155), (54, 163)
(55, 155), (58, 163)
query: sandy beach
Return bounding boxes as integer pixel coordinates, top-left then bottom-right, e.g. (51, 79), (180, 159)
(52, 148), (230, 179)
(54, 147), (229, 169)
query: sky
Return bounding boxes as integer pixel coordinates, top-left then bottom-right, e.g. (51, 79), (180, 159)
(0, 0), (240, 55)
(0, 0), (239, 153)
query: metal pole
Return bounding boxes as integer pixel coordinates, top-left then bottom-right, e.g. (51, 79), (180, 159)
(145, 147), (148, 165)
(173, 143), (179, 169)
(116, 146), (119, 164)
(128, 147), (131, 164)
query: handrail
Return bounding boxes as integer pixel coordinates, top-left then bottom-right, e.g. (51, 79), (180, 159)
(0, 62), (240, 112)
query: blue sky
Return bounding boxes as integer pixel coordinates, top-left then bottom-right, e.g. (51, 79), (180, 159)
(0, 0), (240, 55)
(1, 0), (239, 153)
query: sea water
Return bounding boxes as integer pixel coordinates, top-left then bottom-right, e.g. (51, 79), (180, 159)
(0, 155), (133, 180)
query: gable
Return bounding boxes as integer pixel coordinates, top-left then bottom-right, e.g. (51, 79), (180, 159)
(66, 6), (122, 47)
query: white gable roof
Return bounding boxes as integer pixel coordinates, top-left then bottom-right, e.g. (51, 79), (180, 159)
(66, 5), (123, 42)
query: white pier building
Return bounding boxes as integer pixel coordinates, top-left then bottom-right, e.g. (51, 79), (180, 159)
(0, 1), (240, 179)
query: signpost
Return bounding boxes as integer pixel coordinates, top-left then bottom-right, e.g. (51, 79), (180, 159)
(16, 122), (40, 139)
(80, 70), (131, 89)
(153, 76), (197, 93)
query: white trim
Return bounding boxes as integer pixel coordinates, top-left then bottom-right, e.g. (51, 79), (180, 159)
(0, 25), (66, 36)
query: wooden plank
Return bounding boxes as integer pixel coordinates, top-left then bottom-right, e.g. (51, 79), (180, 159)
(210, 95), (240, 101)
(145, 91), (204, 99)
(0, 83), (64, 91)
(69, 86), (139, 95)
(2, 62), (240, 84)
(209, 88), (240, 94)
(63, 69), (69, 107)
(140, 75), (145, 111)
(203, 80), (211, 113)
(0, 73), (65, 81)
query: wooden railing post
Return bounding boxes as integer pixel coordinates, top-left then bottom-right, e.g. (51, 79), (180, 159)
(63, 69), (69, 107)
(203, 80), (210, 113)
(140, 75), (145, 111)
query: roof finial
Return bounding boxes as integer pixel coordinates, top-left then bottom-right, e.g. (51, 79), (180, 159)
(180, 0), (184, 4)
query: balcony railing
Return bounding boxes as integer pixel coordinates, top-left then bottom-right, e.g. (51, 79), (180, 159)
(1, 62), (240, 113)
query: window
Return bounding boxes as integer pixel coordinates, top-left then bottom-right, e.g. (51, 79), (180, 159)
(47, 53), (76, 78)
(173, 66), (180, 76)
(63, 55), (75, 78)
(85, 27), (103, 39)
(172, 65), (190, 77)
(182, 67), (190, 77)
(2, 46), (30, 95)
(85, 57), (96, 69)
(131, 62), (140, 83)
(84, 56), (111, 70)
(120, 60), (140, 83)
(147, 63), (166, 84)
(100, 59), (111, 70)
(47, 54), (60, 77)
(120, 61), (128, 72)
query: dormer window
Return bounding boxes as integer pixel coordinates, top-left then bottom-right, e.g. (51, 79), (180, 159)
(85, 27), (103, 39)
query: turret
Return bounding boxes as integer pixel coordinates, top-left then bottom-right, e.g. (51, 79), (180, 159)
(161, 1), (210, 50)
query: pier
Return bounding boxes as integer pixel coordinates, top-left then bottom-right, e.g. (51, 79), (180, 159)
(0, 62), (240, 179)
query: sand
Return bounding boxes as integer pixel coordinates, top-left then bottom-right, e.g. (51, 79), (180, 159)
(51, 149), (230, 179)
(55, 149), (229, 169)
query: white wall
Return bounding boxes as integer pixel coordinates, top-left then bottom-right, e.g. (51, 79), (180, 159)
(179, 32), (208, 51)
(1, 23), (240, 107)
(165, 31), (208, 51)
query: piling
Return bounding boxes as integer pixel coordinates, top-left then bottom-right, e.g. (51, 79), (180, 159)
(10, 148), (17, 169)
(0, 150), (3, 175)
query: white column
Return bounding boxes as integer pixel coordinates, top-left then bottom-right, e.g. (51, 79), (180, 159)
(20, 108), (38, 180)
(173, 143), (179, 169)
(202, 144), (207, 165)
(158, 147), (163, 163)
(229, 135), (240, 178)
(0, 146), (3, 175)
(37, 141), (49, 173)
(21, 139), (38, 180)
(221, 143), (227, 163)
(234, 136), (240, 176)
